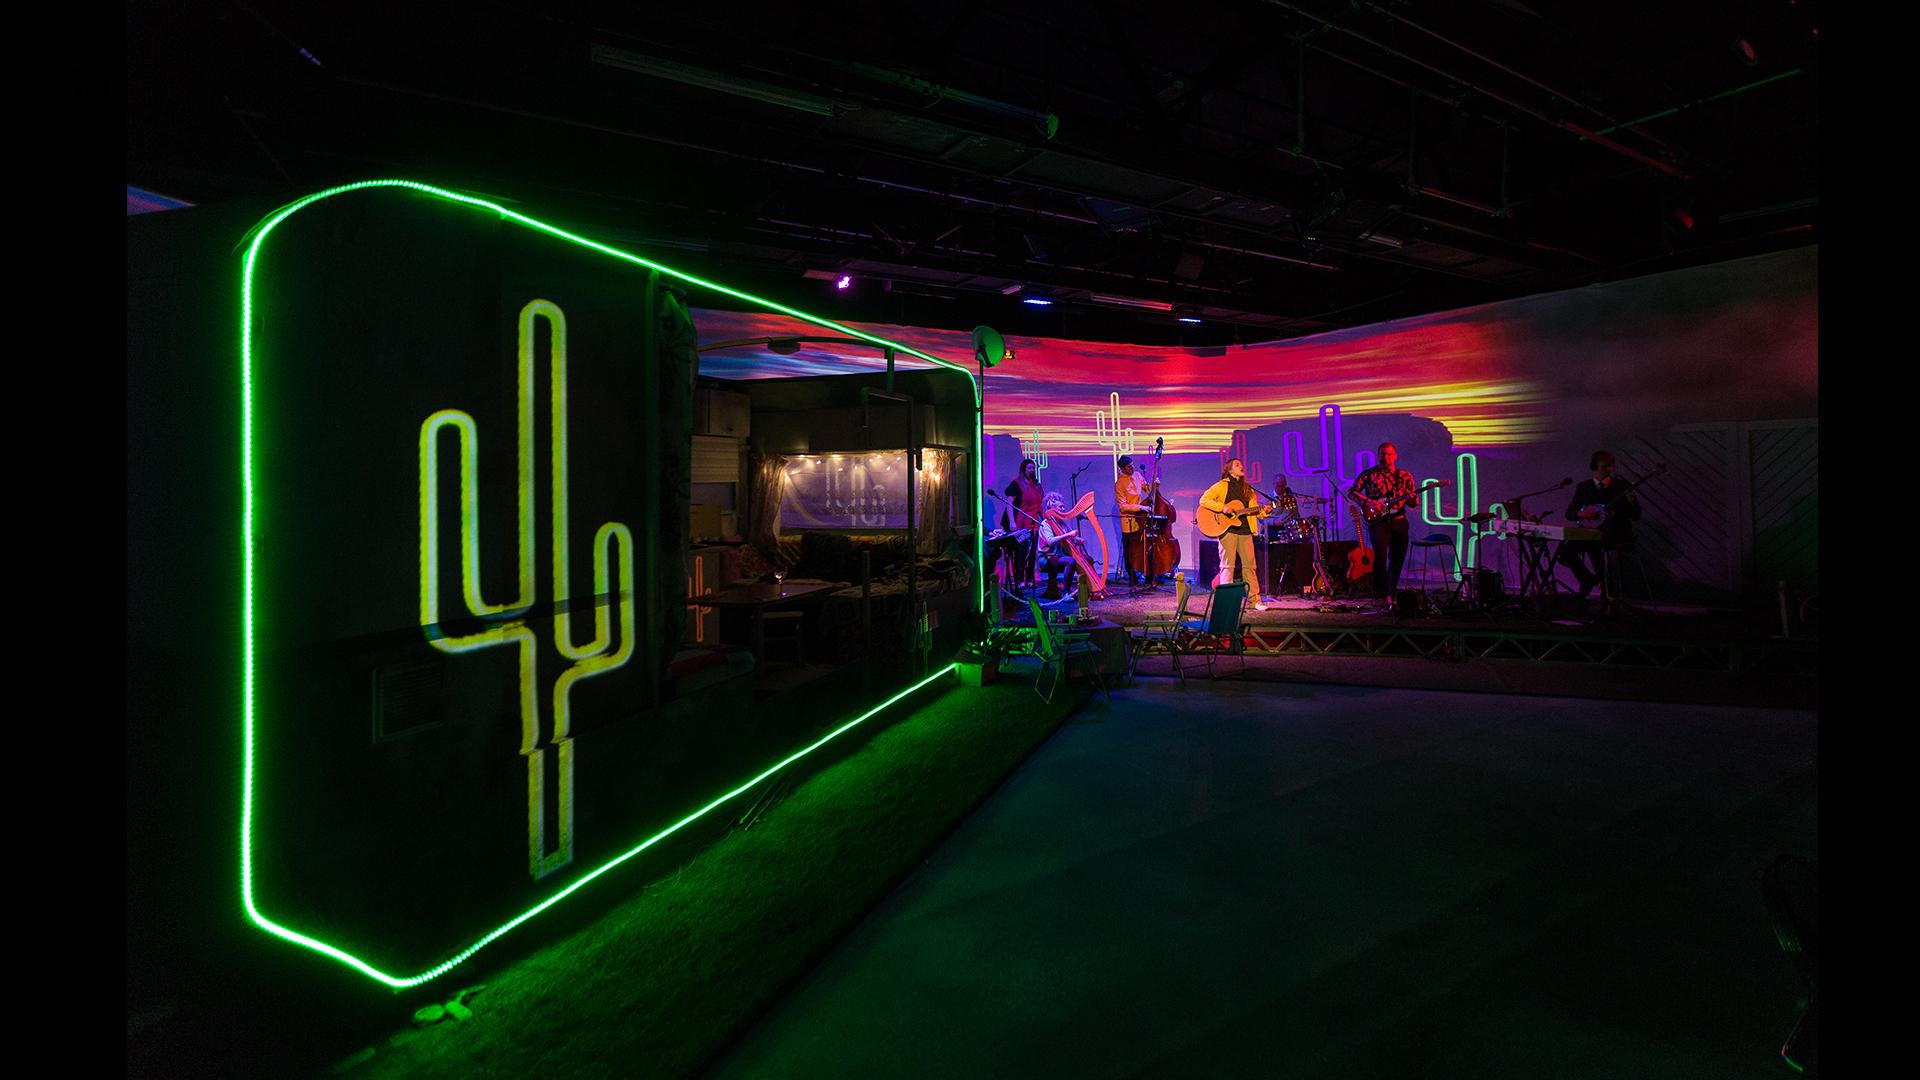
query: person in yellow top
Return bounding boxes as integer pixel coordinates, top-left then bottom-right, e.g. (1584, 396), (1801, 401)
(1113, 455), (1147, 587)
(1197, 457), (1269, 610)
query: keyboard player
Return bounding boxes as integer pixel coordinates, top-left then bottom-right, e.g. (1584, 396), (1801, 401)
(1556, 451), (1641, 597)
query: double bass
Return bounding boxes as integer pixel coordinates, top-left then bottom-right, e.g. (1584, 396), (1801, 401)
(1141, 438), (1181, 577)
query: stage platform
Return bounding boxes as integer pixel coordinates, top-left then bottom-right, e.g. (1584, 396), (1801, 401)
(1012, 582), (1817, 676)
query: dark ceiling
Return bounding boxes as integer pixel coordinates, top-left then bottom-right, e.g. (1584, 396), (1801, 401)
(128, 0), (1819, 346)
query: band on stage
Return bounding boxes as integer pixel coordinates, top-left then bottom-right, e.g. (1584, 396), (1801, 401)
(984, 441), (1659, 616)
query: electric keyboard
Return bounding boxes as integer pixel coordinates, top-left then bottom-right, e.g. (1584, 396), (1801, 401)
(1485, 518), (1601, 543)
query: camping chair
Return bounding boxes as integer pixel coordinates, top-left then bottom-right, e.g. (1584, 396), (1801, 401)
(1170, 582), (1248, 682)
(1025, 596), (1110, 705)
(1127, 572), (1195, 683)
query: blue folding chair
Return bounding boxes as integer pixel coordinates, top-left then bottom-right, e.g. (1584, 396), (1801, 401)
(1170, 582), (1248, 682)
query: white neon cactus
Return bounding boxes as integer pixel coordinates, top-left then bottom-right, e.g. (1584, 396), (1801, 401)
(1094, 391), (1137, 479)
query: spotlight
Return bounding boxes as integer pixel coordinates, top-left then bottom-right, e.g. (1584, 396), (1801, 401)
(1021, 297), (1053, 306)
(835, 275), (853, 290)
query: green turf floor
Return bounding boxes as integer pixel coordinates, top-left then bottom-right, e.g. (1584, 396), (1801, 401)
(344, 672), (1093, 1079)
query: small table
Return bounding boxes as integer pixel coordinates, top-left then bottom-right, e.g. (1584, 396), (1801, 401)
(689, 582), (838, 661)
(1003, 612), (1133, 684)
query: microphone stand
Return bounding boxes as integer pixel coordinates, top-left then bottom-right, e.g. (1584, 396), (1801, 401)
(985, 489), (1046, 530)
(984, 490), (1048, 604)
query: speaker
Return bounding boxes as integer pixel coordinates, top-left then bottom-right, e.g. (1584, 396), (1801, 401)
(1197, 536), (1268, 589)
(1474, 568), (1504, 608)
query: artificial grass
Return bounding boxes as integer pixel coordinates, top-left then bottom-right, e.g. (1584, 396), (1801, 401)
(350, 673), (1093, 1078)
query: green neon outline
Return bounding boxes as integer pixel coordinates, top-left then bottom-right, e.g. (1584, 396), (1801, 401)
(241, 179), (983, 989)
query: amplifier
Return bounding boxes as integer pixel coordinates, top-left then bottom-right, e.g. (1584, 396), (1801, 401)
(1196, 536), (1270, 591)
(1266, 541), (1360, 594)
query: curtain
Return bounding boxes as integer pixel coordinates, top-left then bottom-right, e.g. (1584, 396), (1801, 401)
(748, 451), (788, 564)
(916, 449), (955, 554)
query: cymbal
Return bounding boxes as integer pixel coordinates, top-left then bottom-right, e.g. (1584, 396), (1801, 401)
(1465, 512), (1498, 524)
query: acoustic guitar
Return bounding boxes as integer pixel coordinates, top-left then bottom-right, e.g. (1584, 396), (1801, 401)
(1346, 501), (1375, 584)
(1196, 500), (1277, 539)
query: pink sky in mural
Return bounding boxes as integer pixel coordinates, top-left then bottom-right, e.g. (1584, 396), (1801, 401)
(695, 247), (1815, 460)
(696, 307), (1544, 453)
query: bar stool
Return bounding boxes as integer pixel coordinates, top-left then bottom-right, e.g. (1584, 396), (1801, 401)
(1410, 533), (1466, 609)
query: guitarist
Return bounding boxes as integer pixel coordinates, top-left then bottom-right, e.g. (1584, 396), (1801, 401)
(1351, 442), (1417, 603)
(1198, 458), (1270, 611)
(1556, 450), (1641, 598)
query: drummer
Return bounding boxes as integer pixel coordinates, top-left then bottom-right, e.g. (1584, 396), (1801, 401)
(1114, 455), (1148, 587)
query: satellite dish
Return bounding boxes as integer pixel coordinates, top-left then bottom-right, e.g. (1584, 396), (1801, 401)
(972, 325), (1010, 368)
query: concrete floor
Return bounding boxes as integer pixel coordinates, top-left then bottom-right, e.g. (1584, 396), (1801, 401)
(712, 677), (1815, 1079)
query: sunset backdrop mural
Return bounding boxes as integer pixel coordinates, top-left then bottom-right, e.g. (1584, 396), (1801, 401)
(697, 247), (1817, 599)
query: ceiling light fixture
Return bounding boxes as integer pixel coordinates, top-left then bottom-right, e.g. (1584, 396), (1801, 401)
(1088, 294), (1174, 312)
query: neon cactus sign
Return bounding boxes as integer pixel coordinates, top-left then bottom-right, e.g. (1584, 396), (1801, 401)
(1279, 404), (1373, 493)
(1420, 452), (1483, 581)
(1094, 391), (1137, 479)
(1020, 427), (1049, 469)
(419, 299), (636, 880)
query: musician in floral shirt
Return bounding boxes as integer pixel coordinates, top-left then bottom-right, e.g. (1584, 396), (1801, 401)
(1351, 442), (1417, 601)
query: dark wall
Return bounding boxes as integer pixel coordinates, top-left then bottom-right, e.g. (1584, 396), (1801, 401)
(128, 187), (718, 997)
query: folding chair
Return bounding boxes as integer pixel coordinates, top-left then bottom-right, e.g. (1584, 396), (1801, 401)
(1127, 573), (1195, 683)
(1026, 596), (1110, 705)
(1170, 582), (1248, 682)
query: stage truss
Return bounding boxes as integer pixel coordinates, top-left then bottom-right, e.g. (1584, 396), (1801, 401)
(1134, 624), (1821, 674)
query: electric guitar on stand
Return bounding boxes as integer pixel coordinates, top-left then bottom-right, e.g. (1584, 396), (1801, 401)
(1345, 499), (1375, 588)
